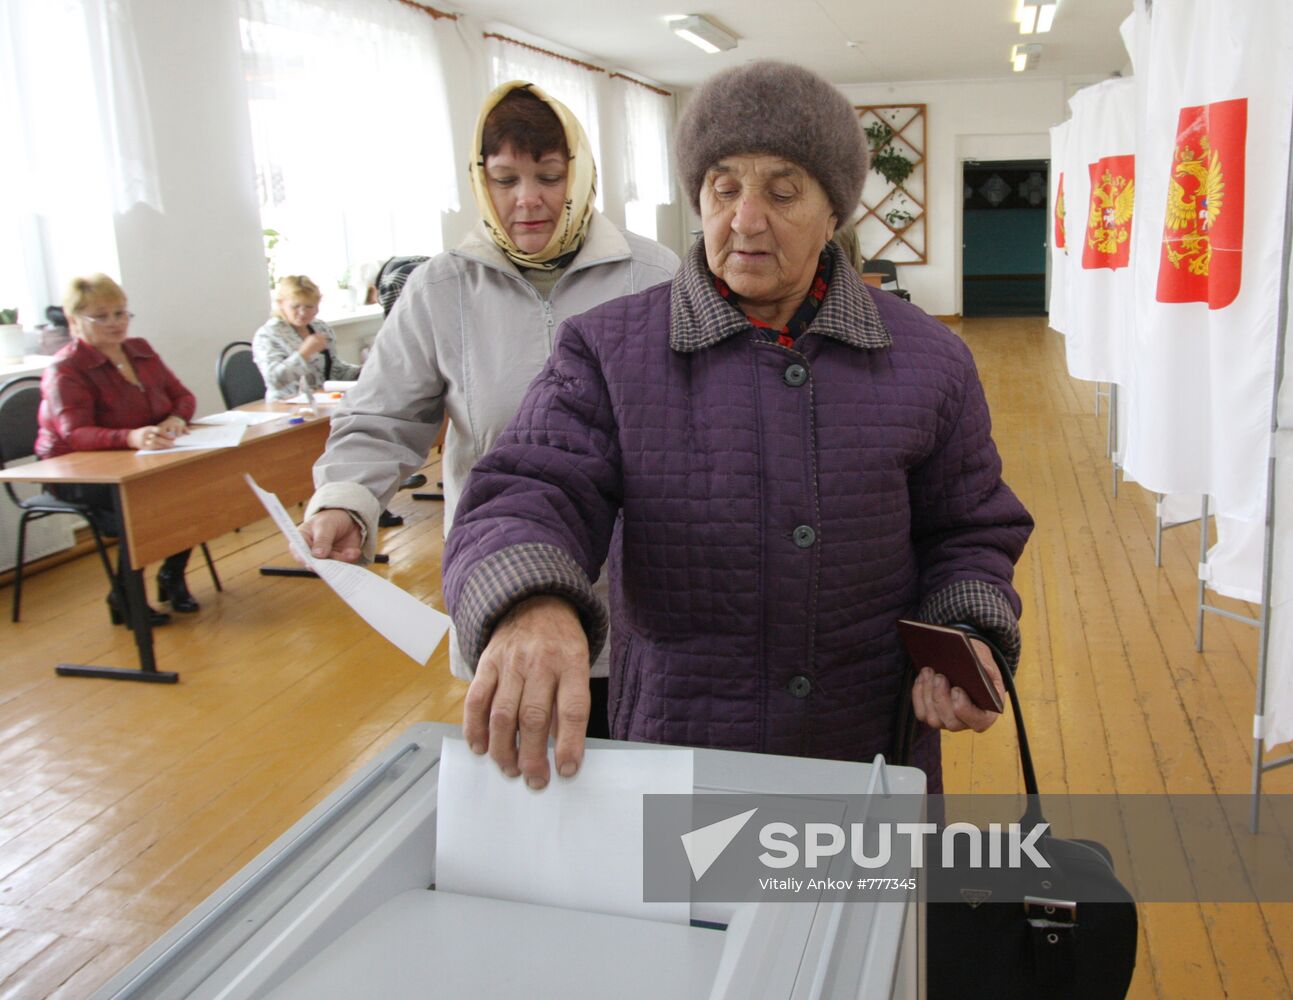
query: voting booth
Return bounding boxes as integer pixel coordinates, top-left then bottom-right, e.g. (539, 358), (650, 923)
(93, 723), (926, 999)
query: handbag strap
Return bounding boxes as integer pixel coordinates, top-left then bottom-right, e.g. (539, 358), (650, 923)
(323, 350), (333, 381)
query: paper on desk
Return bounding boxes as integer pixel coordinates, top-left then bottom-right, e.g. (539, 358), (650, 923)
(245, 475), (450, 665)
(195, 409), (287, 426)
(135, 423), (245, 454)
(435, 735), (693, 925)
(322, 380), (358, 392)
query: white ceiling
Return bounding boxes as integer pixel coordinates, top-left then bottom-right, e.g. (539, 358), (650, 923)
(445, 0), (1134, 90)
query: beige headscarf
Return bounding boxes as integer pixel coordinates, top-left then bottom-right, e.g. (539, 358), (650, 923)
(468, 81), (598, 272)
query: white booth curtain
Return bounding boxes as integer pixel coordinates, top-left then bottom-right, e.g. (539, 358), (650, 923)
(239, 0), (458, 293)
(1121, 0), (1293, 612)
(1063, 77), (1137, 387)
(1054, 0), (1293, 747)
(1047, 121), (1074, 337)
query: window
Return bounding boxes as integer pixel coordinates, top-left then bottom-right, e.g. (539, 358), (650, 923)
(239, 0), (457, 306)
(617, 76), (675, 209)
(617, 75), (675, 243)
(0, 0), (160, 326)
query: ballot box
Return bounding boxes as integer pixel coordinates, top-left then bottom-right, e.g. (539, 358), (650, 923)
(93, 723), (927, 1000)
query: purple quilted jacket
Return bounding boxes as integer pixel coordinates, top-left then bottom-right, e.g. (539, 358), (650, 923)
(444, 241), (1033, 789)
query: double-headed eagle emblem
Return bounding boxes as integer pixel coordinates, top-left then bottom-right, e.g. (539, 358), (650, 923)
(1087, 169), (1135, 256)
(1163, 136), (1223, 276)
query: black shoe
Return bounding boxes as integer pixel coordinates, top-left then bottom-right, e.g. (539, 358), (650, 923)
(157, 569), (199, 613)
(107, 592), (171, 627)
(398, 474), (428, 490)
(378, 509), (404, 528)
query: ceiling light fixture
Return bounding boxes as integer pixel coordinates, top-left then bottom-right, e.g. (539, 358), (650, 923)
(1011, 42), (1042, 72)
(669, 14), (739, 54)
(1018, 0), (1059, 35)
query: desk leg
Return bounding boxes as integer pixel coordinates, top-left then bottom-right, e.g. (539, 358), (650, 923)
(56, 487), (179, 684)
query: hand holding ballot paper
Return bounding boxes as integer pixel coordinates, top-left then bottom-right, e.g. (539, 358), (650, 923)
(246, 476), (450, 665)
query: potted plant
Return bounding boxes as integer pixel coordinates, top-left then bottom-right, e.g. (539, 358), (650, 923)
(0, 308), (23, 363)
(864, 121), (915, 188)
(335, 267), (357, 312)
(263, 228), (283, 289)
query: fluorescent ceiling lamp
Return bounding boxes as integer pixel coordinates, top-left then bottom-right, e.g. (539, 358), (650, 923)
(1019, 0), (1058, 35)
(670, 15), (738, 53)
(1011, 42), (1042, 72)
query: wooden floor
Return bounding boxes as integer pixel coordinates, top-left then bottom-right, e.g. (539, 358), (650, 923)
(0, 315), (1289, 998)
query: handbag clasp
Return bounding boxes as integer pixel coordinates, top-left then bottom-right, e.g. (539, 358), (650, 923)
(1023, 894), (1077, 924)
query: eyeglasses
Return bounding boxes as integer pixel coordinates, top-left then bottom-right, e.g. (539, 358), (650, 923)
(78, 310), (135, 326)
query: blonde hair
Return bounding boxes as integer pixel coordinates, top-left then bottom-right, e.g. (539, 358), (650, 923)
(63, 273), (125, 316)
(273, 275), (322, 320)
(832, 225), (865, 276)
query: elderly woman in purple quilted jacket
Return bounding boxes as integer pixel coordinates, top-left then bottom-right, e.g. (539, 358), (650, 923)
(442, 61), (1033, 792)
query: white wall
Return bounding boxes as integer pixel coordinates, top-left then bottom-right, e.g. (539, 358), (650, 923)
(114, 0), (268, 414)
(838, 76), (1081, 316)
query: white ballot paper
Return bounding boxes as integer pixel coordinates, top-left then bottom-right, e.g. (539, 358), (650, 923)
(135, 423), (245, 454)
(435, 736), (693, 925)
(322, 380), (358, 393)
(245, 475), (450, 664)
(195, 409), (288, 426)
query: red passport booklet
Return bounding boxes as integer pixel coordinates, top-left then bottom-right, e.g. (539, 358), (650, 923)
(896, 619), (1004, 713)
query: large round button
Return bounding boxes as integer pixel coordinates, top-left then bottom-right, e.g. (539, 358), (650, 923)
(784, 363), (808, 387)
(792, 524), (816, 548)
(788, 675), (813, 698)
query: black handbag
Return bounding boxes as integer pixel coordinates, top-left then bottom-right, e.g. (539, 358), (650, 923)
(895, 628), (1139, 1000)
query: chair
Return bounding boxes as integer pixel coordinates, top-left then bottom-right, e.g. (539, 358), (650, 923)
(217, 341), (265, 409)
(1, 377), (222, 622)
(861, 259), (911, 301)
(1, 378), (121, 622)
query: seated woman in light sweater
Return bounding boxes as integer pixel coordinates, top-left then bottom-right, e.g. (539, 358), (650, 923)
(252, 275), (362, 401)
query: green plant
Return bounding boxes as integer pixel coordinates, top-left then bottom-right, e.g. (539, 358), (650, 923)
(864, 121), (915, 188)
(884, 209), (916, 229)
(263, 228), (283, 289)
(0, 308), (17, 325)
(336, 266), (351, 290)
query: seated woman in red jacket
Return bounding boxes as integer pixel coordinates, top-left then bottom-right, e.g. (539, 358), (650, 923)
(35, 274), (199, 624)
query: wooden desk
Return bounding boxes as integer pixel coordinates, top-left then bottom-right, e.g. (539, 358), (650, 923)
(0, 403), (331, 682)
(861, 272), (885, 288)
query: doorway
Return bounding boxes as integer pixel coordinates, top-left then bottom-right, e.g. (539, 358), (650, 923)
(962, 159), (1048, 316)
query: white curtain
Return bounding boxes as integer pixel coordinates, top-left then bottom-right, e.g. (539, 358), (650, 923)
(485, 35), (604, 211)
(1063, 77), (1137, 386)
(1121, 0), (1293, 609)
(0, 0), (159, 325)
(1047, 121), (1073, 337)
(239, 0), (458, 296)
(617, 77), (675, 207)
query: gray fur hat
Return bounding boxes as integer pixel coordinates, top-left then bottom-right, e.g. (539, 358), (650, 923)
(675, 60), (868, 223)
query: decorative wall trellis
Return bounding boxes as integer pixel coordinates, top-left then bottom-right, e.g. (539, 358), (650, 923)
(853, 103), (927, 265)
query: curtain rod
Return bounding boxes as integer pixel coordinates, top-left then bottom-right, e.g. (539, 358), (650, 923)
(393, 0), (457, 20)
(609, 72), (671, 98)
(483, 32), (606, 75)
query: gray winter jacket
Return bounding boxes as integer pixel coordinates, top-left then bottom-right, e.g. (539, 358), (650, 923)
(307, 212), (679, 678)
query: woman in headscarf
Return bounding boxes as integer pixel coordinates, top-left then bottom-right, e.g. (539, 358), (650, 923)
(299, 83), (679, 734)
(443, 61), (1033, 790)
